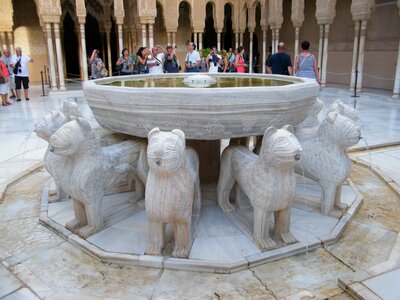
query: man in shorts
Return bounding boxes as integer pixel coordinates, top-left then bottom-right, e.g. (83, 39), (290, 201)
(1, 49), (16, 99)
(14, 47), (33, 101)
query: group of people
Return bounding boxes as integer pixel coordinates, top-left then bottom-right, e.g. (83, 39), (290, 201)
(0, 47), (33, 106)
(89, 39), (319, 84)
(266, 41), (320, 84)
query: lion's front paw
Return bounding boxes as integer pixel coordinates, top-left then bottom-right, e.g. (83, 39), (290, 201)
(256, 237), (277, 251)
(280, 232), (298, 245)
(219, 202), (235, 213)
(77, 225), (98, 238)
(65, 218), (83, 233)
(172, 244), (189, 258)
(146, 243), (163, 256)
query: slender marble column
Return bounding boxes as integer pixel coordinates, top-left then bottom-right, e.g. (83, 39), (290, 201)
(7, 32), (14, 53)
(0, 32), (6, 50)
(194, 32), (198, 48)
(350, 21), (360, 92)
(321, 24), (330, 86)
(118, 24), (123, 53)
(199, 32), (203, 50)
(393, 38), (400, 98)
(235, 32), (239, 49)
(141, 24), (147, 47)
(249, 31), (253, 73)
(262, 30), (267, 73)
(239, 32), (244, 47)
(54, 23), (66, 90)
(275, 29), (280, 51)
(356, 20), (367, 92)
(217, 32), (221, 51)
(172, 32), (176, 48)
(294, 27), (300, 59)
(318, 24), (323, 79)
(105, 29), (112, 76)
(45, 23), (57, 90)
(271, 30), (275, 54)
(148, 24), (154, 48)
(80, 23), (88, 81)
(167, 32), (171, 46)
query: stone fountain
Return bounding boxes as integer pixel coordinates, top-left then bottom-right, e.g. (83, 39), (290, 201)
(37, 73), (363, 273)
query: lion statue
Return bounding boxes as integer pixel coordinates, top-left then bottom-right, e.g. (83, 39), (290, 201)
(49, 118), (147, 238)
(35, 101), (82, 200)
(217, 125), (302, 250)
(295, 112), (361, 217)
(145, 127), (201, 258)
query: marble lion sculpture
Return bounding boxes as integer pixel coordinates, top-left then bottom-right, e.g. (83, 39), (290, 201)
(49, 117), (147, 238)
(295, 112), (361, 217)
(145, 127), (201, 258)
(35, 101), (82, 200)
(217, 125), (302, 250)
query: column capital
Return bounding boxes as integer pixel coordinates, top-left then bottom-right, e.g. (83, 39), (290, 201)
(316, 0), (337, 25)
(291, 0), (305, 28)
(351, 0), (374, 21)
(268, 0), (283, 29)
(139, 17), (155, 24)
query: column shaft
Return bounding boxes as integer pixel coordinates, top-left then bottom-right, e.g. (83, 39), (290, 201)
(141, 24), (147, 47)
(167, 32), (171, 46)
(54, 23), (66, 90)
(275, 29), (280, 51)
(118, 24), (123, 53)
(199, 32), (203, 50)
(350, 21), (360, 91)
(172, 32), (176, 48)
(148, 24), (154, 48)
(239, 32), (244, 47)
(194, 32), (198, 48)
(80, 23), (88, 81)
(294, 27), (300, 59)
(249, 32), (253, 73)
(235, 32), (239, 49)
(6, 31), (14, 52)
(272, 30), (275, 54)
(217, 32), (221, 51)
(45, 23), (58, 90)
(321, 24), (330, 86)
(318, 24), (324, 78)
(0, 32), (6, 50)
(356, 20), (367, 92)
(262, 30), (267, 73)
(393, 38), (400, 97)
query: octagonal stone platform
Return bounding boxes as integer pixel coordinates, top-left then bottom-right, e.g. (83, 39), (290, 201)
(40, 175), (363, 273)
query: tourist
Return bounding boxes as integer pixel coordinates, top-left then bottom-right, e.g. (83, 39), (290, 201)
(227, 47), (233, 61)
(206, 46), (221, 73)
(116, 48), (134, 75)
(147, 45), (165, 74)
(266, 42), (292, 75)
(134, 47), (149, 74)
(294, 40), (320, 84)
(184, 42), (200, 72)
(163, 46), (181, 73)
(234, 46), (247, 73)
(199, 52), (207, 72)
(229, 48), (238, 72)
(1, 49), (16, 99)
(0, 51), (11, 106)
(14, 47), (33, 101)
(265, 46), (272, 69)
(89, 49), (106, 79)
(221, 50), (229, 72)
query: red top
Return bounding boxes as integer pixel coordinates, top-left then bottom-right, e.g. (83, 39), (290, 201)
(0, 61), (9, 78)
(235, 56), (246, 73)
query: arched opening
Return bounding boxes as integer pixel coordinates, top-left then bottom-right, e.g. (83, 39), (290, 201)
(253, 3), (262, 73)
(109, 16), (118, 74)
(63, 12), (80, 78)
(177, 1), (192, 47)
(203, 2), (217, 49)
(154, 2), (167, 47)
(85, 14), (102, 60)
(222, 3), (234, 50)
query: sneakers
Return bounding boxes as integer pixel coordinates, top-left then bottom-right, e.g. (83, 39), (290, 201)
(25, 98), (30, 101)
(16, 98), (21, 102)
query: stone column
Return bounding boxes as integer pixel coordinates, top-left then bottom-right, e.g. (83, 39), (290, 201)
(318, 24), (323, 78)
(350, 21), (360, 92)
(321, 24), (330, 86)
(271, 29), (275, 54)
(54, 23), (66, 90)
(45, 23), (57, 90)
(7, 31), (14, 53)
(393, 38), (400, 97)
(167, 32), (171, 46)
(199, 32), (203, 50)
(275, 29), (280, 50)
(194, 32), (198, 48)
(148, 23), (154, 48)
(294, 27), (300, 58)
(262, 28), (267, 73)
(356, 20), (367, 92)
(239, 32), (244, 47)
(249, 30), (254, 73)
(79, 23), (88, 81)
(0, 32), (6, 50)
(235, 32), (239, 49)
(105, 24), (112, 76)
(217, 31), (221, 51)
(172, 32), (176, 48)
(117, 24), (123, 53)
(141, 24), (147, 47)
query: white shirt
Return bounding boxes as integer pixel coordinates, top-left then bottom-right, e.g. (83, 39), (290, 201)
(1, 54), (16, 77)
(15, 54), (31, 77)
(147, 53), (164, 74)
(185, 50), (200, 68)
(208, 53), (221, 73)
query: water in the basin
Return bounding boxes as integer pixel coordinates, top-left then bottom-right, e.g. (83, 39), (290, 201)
(103, 76), (293, 88)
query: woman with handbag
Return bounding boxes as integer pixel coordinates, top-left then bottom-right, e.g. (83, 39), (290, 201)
(0, 51), (11, 106)
(116, 48), (133, 76)
(294, 40), (320, 84)
(89, 49), (107, 79)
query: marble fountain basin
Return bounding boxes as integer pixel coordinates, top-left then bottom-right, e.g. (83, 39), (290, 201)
(83, 73), (319, 140)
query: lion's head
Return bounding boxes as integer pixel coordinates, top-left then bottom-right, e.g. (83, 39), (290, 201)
(328, 100), (358, 122)
(49, 118), (96, 156)
(147, 127), (186, 174)
(35, 111), (69, 142)
(261, 125), (302, 169)
(319, 112), (361, 148)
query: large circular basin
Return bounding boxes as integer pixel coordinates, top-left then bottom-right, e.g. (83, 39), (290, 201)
(83, 73), (319, 140)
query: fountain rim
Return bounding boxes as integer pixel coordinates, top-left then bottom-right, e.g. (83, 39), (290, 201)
(83, 73), (318, 92)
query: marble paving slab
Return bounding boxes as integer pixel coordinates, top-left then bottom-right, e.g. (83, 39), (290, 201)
(363, 268), (400, 300)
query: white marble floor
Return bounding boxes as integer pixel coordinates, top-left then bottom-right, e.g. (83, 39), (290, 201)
(1, 83), (400, 299)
